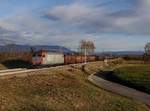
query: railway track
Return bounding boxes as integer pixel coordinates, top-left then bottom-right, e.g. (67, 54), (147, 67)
(0, 68), (26, 73)
(0, 67), (55, 77)
(0, 68), (28, 76)
(0, 62), (97, 77)
(0, 65), (72, 77)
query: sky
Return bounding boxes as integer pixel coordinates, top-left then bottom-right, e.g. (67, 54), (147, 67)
(0, 0), (150, 51)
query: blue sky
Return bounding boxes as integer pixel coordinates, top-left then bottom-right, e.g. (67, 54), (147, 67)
(0, 0), (150, 51)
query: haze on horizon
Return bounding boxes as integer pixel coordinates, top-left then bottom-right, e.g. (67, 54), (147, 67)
(0, 0), (150, 51)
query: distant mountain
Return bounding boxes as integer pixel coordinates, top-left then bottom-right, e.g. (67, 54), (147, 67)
(0, 45), (144, 56)
(111, 51), (144, 56)
(0, 44), (74, 54)
(95, 51), (144, 56)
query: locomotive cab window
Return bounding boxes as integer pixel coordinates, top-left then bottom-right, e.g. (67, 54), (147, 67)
(33, 53), (37, 57)
(42, 55), (45, 57)
(38, 54), (42, 57)
(33, 52), (42, 57)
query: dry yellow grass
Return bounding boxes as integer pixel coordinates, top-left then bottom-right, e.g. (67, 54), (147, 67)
(0, 61), (149, 111)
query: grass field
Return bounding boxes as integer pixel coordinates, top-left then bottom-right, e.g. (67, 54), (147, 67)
(113, 64), (150, 94)
(0, 62), (150, 111)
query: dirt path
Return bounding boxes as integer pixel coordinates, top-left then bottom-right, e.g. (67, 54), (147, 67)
(88, 74), (150, 106)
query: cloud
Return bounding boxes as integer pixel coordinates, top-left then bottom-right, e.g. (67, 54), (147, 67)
(0, 0), (150, 51)
(0, 10), (64, 45)
(0, 26), (28, 45)
(0, 7), (99, 47)
(46, 2), (111, 33)
(45, 0), (150, 35)
(46, 2), (107, 22)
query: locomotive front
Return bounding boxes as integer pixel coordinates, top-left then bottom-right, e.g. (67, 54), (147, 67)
(32, 50), (65, 66)
(32, 51), (44, 66)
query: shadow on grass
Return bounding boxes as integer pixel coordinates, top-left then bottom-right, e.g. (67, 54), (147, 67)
(95, 71), (150, 94)
(1, 60), (33, 69)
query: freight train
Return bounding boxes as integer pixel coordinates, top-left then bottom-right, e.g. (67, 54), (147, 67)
(32, 50), (96, 66)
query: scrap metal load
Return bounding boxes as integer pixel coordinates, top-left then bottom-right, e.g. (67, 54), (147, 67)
(64, 55), (96, 64)
(32, 50), (96, 66)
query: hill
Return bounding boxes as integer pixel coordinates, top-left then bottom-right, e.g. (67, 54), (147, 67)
(0, 44), (73, 54)
(95, 51), (144, 56)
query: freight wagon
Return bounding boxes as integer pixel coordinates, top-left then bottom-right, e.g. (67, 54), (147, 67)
(64, 55), (86, 64)
(87, 55), (96, 62)
(32, 50), (97, 66)
(0, 52), (32, 63)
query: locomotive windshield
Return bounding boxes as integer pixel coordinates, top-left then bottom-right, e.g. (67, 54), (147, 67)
(33, 52), (42, 57)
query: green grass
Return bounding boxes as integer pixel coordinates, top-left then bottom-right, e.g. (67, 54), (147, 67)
(113, 64), (150, 94)
(0, 63), (150, 111)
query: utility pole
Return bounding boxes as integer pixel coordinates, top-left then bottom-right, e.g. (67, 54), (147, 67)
(84, 48), (87, 64)
(78, 39), (96, 71)
(82, 47), (86, 72)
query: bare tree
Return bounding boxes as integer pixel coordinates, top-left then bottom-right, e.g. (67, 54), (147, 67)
(145, 42), (150, 55)
(79, 40), (95, 55)
(79, 40), (95, 64)
(144, 42), (150, 63)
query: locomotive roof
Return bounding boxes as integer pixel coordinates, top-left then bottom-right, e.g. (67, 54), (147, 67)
(37, 50), (64, 54)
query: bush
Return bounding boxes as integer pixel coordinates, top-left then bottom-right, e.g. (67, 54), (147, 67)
(123, 55), (143, 61)
(0, 52), (32, 62)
